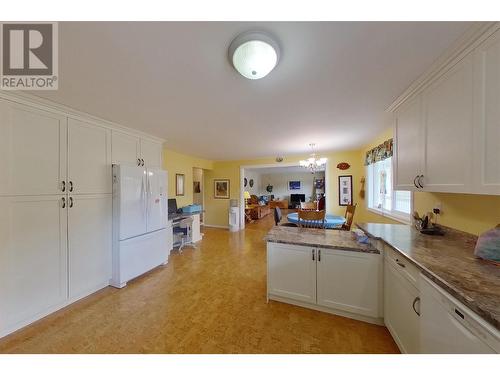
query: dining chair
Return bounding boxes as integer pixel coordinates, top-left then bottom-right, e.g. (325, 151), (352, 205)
(274, 207), (297, 227)
(333, 204), (357, 231)
(297, 209), (326, 229)
(300, 201), (317, 210)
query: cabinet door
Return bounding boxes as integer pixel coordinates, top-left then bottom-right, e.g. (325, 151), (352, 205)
(140, 139), (162, 168)
(421, 55), (474, 193)
(473, 29), (500, 195)
(68, 194), (112, 299)
(317, 249), (381, 318)
(394, 95), (423, 190)
(0, 99), (66, 196)
(267, 243), (316, 304)
(68, 118), (112, 194)
(0, 195), (67, 333)
(384, 259), (420, 353)
(112, 130), (141, 167)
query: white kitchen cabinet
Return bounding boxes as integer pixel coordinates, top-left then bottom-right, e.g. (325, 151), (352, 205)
(317, 248), (382, 318)
(111, 130), (141, 166)
(68, 118), (112, 195)
(140, 138), (163, 168)
(421, 55), (474, 193)
(0, 99), (67, 197)
(0, 195), (68, 336)
(394, 95), (423, 190)
(267, 242), (317, 304)
(68, 194), (112, 300)
(384, 258), (421, 353)
(473, 28), (500, 195)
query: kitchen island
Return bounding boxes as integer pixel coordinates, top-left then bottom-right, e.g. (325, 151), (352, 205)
(265, 226), (383, 325)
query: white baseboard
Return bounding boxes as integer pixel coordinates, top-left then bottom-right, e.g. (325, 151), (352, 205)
(203, 224), (229, 229)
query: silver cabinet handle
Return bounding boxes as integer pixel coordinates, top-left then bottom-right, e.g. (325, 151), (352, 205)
(61, 181), (66, 192)
(418, 175), (424, 188)
(137, 158), (141, 166)
(318, 249), (321, 262)
(69, 197), (74, 208)
(395, 258), (406, 268)
(413, 175), (419, 188)
(412, 296), (421, 316)
(69, 181), (74, 192)
(61, 197), (66, 208)
(312, 249), (315, 261)
(141, 159), (145, 166)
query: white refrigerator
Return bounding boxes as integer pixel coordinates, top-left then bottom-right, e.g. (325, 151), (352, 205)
(111, 164), (169, 288)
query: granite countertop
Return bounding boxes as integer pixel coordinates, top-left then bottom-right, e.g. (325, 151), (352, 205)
(265, 226), (378, 254)
(356, 222), (500, 330)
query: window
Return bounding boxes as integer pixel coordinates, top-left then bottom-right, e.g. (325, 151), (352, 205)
(366, 157), (411, 222)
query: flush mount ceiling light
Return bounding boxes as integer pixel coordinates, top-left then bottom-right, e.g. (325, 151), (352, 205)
(300, 143), (328, 173)
(228, 31), (280, 80)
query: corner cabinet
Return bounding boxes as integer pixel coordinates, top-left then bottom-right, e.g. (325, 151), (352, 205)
(393, 25), (500, 195)
(267, 242), (383, 324)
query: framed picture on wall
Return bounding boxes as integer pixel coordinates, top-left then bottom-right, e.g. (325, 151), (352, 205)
(338, 175), (353, 206)
(176, 174), (185, 196)
(288, 180), (301, 190)
(214, 179), (230, 199)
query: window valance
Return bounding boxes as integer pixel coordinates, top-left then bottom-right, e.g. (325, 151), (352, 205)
(365, 138), (393, 166)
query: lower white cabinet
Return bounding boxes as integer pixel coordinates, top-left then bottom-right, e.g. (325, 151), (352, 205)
(317, 248), (382, 318)
(0, 195), (68, 336)
(267, 242), (382, 323)
(384, 258), (421, 353)
(68, 194), (112, 299)
(267, 243), (317, 304)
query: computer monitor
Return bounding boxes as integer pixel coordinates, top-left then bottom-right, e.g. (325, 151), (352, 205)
(168, 198), (178, 214)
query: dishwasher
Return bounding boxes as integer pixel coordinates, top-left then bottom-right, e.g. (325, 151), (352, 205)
(420, 276), (500, 354)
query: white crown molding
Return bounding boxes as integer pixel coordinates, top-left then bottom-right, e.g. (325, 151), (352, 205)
(0, 90), (165, 144)
(387, 21), (500, 113)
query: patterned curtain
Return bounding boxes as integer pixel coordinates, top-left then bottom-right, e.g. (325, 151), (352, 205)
(365, 138), (393, 166)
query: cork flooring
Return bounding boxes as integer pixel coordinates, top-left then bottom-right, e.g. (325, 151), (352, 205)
(0, 212), (399, 353)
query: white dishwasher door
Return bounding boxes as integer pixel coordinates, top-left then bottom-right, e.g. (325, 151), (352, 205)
(420, 276), (499, 354)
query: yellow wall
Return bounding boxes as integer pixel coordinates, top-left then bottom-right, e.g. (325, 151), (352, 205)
(162, 148), (213, 208)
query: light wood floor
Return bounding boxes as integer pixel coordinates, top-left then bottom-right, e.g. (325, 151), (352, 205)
(0, 212), (399, 353)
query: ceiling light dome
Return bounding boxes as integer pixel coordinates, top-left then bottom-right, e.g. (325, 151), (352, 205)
(228, 31), (280, 80)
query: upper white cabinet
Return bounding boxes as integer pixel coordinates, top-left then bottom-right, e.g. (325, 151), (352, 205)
(394, 95), (423, 190)
(0, 99), (67, 196)
(421, 55), (474, 193)
(111, 130), (141, 166)
(393, 25), (500, 195)
(317, 248), (382, 318)
(473, 29), (500, 195)
(140, 138), (163, 168)
(111, 131), (163, 168)
(68, 118), (112, 195)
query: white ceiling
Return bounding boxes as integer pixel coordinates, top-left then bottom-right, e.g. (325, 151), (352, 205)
(33, 22), (471, 160)
(246, 165), (324, 175)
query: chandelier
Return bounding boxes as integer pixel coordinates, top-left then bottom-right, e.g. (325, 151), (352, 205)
(299, 143), (327, 173)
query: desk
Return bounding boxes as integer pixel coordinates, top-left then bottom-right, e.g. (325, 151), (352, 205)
(286, 212), (346, 229)
(168, 212), (202, 251)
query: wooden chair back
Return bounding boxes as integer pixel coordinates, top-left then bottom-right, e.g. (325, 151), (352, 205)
(300, 201), (317, 210)
(298, 209), (325, 229)
(343, 204), (357, 231)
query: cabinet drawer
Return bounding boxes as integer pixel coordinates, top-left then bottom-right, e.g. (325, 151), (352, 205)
(384, 245), (420, 287)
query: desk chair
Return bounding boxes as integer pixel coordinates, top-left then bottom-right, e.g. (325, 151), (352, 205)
(173, 216), (195, 253)
(297, 209), (326, 229)
(274, 207), (297, 227)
